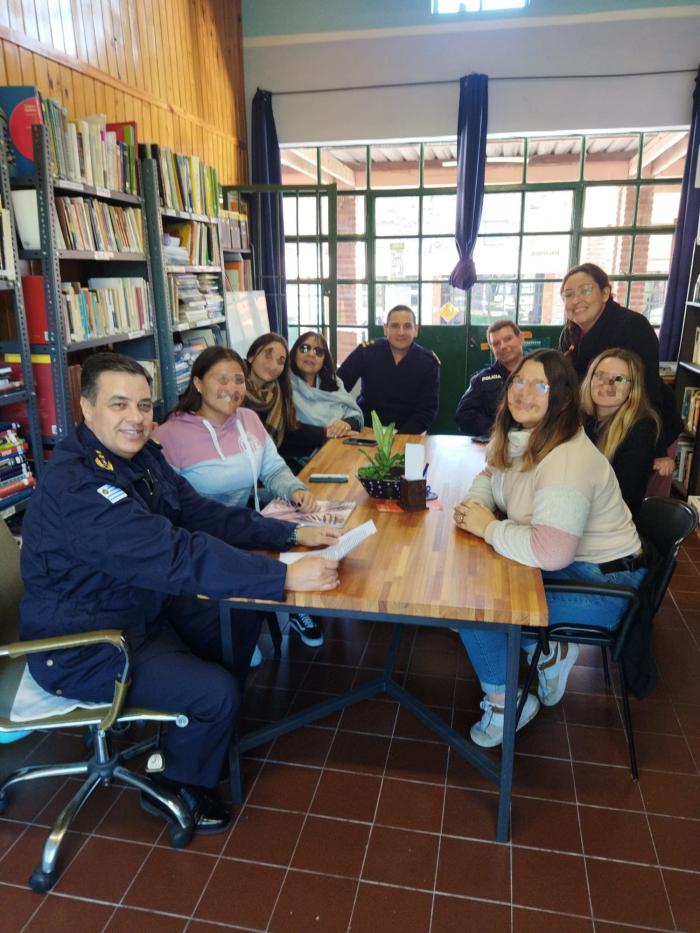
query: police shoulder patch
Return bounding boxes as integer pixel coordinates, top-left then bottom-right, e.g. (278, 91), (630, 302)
(97, 484), (127, 504)
(361, 339), (375, 348)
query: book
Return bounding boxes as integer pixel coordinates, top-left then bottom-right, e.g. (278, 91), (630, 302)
(693, 326), (700, 366)
(0, 474), (36, 500)
(261, 499), (357, 528)
(0, 87), (44, 176)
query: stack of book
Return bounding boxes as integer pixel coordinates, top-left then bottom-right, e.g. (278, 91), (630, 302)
(693, 326), (700, 366)
(162, 235), (190, 266)
(0, 87), (138, 194)
(173, 343), (195, 394)
(60, 277), (151, 343)
(674, 437), (695, 491)
(0, 364), (23, 394)
(0, 422), (36, 504)
(681, 386), (700, 434)
(155, 147), (219, 216)
(165, 221), (220, 266)
(138, 359), (161, 401)
(224, 254), (254, 290)
(168, 272), (224, 328)
(54, 198), (144, 253)
(219, 210), (243, 251)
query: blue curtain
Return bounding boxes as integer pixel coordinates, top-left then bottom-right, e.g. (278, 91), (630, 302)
(251, 88), (287, 337)
(450, 73), (489, 291)
(659, 66), (700, 360)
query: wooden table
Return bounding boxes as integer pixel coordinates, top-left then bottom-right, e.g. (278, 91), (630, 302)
(220, 434), (548, 842)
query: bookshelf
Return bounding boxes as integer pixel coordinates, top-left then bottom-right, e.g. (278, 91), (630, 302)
(673, 224), (700, 497)
(142, 159), (227, 411)
(0, 139), (43, 518)
(7, 124), (160, 443)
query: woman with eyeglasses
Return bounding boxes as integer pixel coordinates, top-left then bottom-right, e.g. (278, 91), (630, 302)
(559, 262), (681, 487)
(290, 331), (364, 442)
(581, 349), (660, 516)
(452, 350), (646, 748)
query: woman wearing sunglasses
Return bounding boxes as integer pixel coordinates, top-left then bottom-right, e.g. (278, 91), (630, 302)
(558, 262), (681, 488)
(290, 331), (364, 443)
(452, 350), (645, 748)
(581, 349), (660, 516)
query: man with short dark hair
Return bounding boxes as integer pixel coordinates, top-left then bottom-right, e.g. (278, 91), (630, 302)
(20, 352), (339, 834)
(455, 319), (525, 437)
(337, 305), (440, 433)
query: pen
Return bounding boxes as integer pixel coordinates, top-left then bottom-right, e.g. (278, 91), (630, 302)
(422, 463), (429, 478)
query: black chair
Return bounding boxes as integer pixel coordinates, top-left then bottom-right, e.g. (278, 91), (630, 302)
(0, 518), (195, 892)
(517, 496), (698, 780)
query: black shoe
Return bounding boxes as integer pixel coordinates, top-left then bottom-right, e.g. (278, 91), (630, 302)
(288, 612), (324, 647)
(141, 782), (231, 835)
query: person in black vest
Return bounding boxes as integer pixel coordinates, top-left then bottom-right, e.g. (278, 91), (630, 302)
(558, 263), (681, 487)
(455, 319), (525, 437)
(337, 305), (440, 433)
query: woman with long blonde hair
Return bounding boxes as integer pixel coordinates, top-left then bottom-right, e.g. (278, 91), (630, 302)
(581, 348), (660, 516)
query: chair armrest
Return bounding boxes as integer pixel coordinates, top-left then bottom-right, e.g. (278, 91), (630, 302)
(0, 629), (130, 733)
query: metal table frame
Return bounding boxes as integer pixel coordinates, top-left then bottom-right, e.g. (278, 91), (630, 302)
(220, 601), (522, 843)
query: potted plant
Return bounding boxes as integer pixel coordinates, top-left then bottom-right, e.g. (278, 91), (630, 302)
(357, 411), (405, 499)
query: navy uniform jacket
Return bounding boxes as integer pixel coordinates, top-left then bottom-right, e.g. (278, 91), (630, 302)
(337, 338), (440, 433)
(455, 360), (510, 437)
(20, 423), (295, 695)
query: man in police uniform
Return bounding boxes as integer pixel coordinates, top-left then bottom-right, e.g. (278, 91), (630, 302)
(455, 319), (525, 437)
(20, 353), (339, 833)
(337, 305), (440, 433)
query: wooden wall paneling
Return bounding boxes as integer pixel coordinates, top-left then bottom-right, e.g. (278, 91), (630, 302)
(3, 41), (21, 83)
(0, 47), (6, 82)
(80, 0), (99, 70)
(18, 44), (33, 82)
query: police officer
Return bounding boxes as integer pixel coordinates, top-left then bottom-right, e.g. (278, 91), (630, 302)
(337, 305), (440, 433)
(455, 319), (525, 437)
(20, 353), (339, 834)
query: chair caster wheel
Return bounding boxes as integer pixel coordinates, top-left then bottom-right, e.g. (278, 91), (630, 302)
(29, 868), (56, 893)
(168, 824), (193, 849)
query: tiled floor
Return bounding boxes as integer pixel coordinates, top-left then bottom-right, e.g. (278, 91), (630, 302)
(2, 534), (700, 932)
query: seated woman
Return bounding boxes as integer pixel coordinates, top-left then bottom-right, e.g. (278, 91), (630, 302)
(581, 348), (660, 516)
(156, 345), (321, 659)
(290, 331), (364, 445)
(453, 349), (646, 748)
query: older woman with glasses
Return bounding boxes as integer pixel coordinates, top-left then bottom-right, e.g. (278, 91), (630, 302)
(452, 350), (646, 748)
(558, 263), (681, 487)
(581, 349), (660, 516)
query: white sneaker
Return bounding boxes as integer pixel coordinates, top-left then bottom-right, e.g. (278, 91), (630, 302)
(536, 642), (579, 706)
(250, 644), (263, 668)
(469, 691), (540, 748)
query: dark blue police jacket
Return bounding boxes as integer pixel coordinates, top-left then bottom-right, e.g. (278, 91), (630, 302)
(20, 423), (295, 698)
(455, 360), (510, 437)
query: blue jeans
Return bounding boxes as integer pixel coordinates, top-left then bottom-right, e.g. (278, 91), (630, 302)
(459, 560), (647, 694)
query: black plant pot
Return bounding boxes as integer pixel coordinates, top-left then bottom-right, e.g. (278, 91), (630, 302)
(358, 470), (403, 500)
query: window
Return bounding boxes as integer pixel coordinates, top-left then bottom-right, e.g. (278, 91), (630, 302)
(432, 0), (529, 12)
(281, 130), (686, 349)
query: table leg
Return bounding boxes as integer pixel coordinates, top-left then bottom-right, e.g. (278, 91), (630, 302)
(496, 624), (520, 842)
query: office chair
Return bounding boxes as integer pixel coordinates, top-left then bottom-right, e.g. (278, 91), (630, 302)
(0, 518), (194, 893)
(517, 497), (698, 780)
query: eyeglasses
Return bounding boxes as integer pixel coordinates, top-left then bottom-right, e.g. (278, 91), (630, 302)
(510, 377), (550, 395)
(299, 344), (324, 358)
(562, 284), (597, 301)
(592, 372), (632, 386)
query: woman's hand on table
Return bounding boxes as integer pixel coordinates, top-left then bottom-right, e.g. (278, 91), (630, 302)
(453, 501), (498, 540)
(285, 557), (340, 591)
(290, 489), (318, 512)
(325, 420), (356, 438)
(653, 456), (674, 477)
(295, 526), (341, 548)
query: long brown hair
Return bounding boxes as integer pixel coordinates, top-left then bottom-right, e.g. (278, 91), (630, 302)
(290, 331), (339, 392)
(581, 348), (660, 461)
(246, 333), (297, 430)
(488, 349), (581, 471)
(170, 346), (244, 417)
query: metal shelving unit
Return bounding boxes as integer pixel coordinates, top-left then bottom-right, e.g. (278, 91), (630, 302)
(674, 245), (700, 497)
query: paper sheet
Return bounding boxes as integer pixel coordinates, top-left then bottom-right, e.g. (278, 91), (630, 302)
(279, 519), (377, 565)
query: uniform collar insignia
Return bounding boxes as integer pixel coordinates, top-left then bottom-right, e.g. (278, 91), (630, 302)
(94, 450), (114, 471)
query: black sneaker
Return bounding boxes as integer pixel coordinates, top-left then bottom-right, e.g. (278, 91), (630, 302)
(288, 612), (324, 647)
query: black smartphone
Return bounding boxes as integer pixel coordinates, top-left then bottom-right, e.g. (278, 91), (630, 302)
(470, 435), (490, 445)
(343, 438), (377, 447)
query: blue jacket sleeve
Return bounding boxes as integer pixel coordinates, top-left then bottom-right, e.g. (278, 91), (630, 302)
(400, 355), (440, 434)
(455, 374), (493, 436)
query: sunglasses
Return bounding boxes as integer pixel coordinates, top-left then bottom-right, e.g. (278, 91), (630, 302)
(592, 372), (632, 386)
(299, 344), (324, 358)
(510, 377), (550, 395)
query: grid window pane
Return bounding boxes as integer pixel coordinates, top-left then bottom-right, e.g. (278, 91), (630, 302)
(422, 237), (459, 281)
(520, 234), (571, 278)
(523, 191), (573, 233)
(481, 192), (521, 234)
(518, 280), (565, 326)
(628, 279), (667, 325)
(636, 184), (681, 226)
(474, 235), (519, 277)
(297, 196), (322, 236)
(338, 195), (366, 235)
(283, 196), (297, 236)
(609, 280), (629, 308)
(375, 284), (419, 323)
(632, 234), (674, 275)
(338, 284), (368, 326)
(470, 281), (518, 325)
(338, 242), (366, 280)
(580, 235), (633, 276)
(371, 145), (419, 188)
(375, 197), (419, 235)
(584, 134), (640, 181)
(423, 194), (457, 234)
(375, 239), (419, 280)
(320, 146), (367, 190)
(526, 137), (581, 183)
(298, 242), (328, 280)
(583, 186), (637, 228)
(280, 148), (318, 185)
(485, 139), (524, 185)
(299, 284), (324, 328)
(641, 131), (688, 179)
(286, 285), (299, 325)
(285, 243), (298, 280)
(420, 283), (466, 326)
(336, 328), (367, 364)
(423, 143), (457, 187)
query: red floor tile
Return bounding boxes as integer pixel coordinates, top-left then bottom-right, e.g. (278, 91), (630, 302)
(662, 867), (700, 932)
(648, 813), (700, 871)
(104, 908), (187, 931)
(310, 769), (382, 822)
(269, 869), (357, 933)
(384, 736), (448, 785)
(435, 836), (510, 902)
(291, 815), (371, 877)
(0, 882), (42, 929)
(362, 825), (439, 889)
(195, 858), (284, 929)
(25, 896), (115, 931)
(326, 730), (391, 776)
(578, 805), (657, 864)
(123, 848), (216, 916)
(375, 776), (445, 834)
(441, 786), (500, 842)
(510, 796), (582, 854)
(512, 847), (590, 916)
(246, 761), (321, 812)
(586, 858), (674, 928)
(513, 906), (594, 932)
(223, 805), (304, 865)
(351, 881), (433, 933)
(432, 893), (511, 932)
(639, 769), (700, 819)
(54, 835), (150, 901)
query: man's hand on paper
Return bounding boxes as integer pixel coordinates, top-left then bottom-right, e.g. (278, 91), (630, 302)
(295, 526), (341, 548)
(285, 557), (340, 592)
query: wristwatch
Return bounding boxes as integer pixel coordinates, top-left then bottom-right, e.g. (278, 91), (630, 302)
(286, 526), (299, 548)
